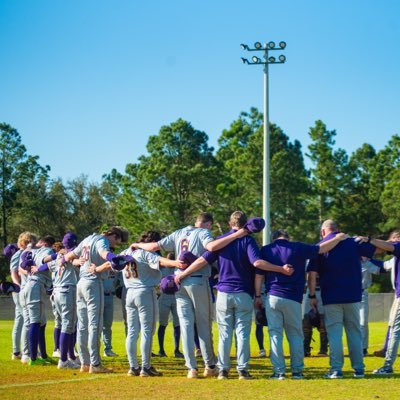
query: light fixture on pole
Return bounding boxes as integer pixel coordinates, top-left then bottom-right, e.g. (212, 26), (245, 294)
(240, 40), (287, 245)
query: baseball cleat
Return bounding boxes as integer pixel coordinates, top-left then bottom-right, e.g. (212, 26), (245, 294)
(373, 367), (394, 375)
(270, 372), (286, 380)
(89, 364), (113, 374)
(353, 370), (365, 378)
(103, 350), (118, 357)
(238, 370), (253, 380)
(29, 358), (50, 366)
(140, 366), (163, 377)
(21, 355), (30, 364)
(174, 350), (184, 358)
(80, 364), (90, 373)
(127, 367), (141, 376)
(373, 349), (387, 358)
(218, 370), (229, 380)
(292, 372), (305, 379)
(11, 353), (21, 360)
(324, 370), (343, 379)
(187, 369), (198, 379)
(41, 356), (58, 365)
(52, 350), (61, 358)
(259, 349), (267, 357)
(58, 359), (80, 369)
(195, 349), (202, 357)
(203, 366), (219, 377)
(157, 351), (167, 357)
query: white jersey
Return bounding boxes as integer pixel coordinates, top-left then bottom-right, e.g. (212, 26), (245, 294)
(122, 248), (161, 289)
(73, 233), (110, 281)
(158, 226), (213, 278)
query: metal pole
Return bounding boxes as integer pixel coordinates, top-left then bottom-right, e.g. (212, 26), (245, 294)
(263, 46), (270, 245)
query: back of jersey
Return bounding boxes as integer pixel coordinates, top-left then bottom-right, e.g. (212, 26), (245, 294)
(158, 226), (213, 277)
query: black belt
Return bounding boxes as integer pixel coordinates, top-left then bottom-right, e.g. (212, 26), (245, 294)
(190, 275), (203, 278)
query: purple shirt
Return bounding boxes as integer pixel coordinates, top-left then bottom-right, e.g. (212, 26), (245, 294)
(257, 240), (320, 303)
(202, 230), (260, 297)
(307, 232), (376, 305)
(390, 242), (400, 298)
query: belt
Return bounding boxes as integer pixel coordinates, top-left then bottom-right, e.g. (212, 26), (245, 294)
(190, 275), (203, 278)
(55, 285), (70, 289)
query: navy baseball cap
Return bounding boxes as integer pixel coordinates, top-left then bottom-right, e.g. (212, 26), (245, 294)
(160, 275), (180, 294)
(3, 243), (18, 259)
(244, 217), (265, 233)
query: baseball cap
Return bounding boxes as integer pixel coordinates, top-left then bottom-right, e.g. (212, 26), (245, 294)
(160, 275), (180, 294)
(244, 217), (266, 233)
(3, 243), (18, 258)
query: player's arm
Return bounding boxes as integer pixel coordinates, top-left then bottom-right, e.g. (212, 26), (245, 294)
(355, 237), (395, 253)
(253, 259), (293, 275)
(307, 271), (318, 309)
(205, 229), (248, 252)
(318, 232), (349, 254)
(88, 261), (112, 275)
(130, 242), (161, 252)
(10, 270), (21, 286)
(175, 257), (208, 284)
(62, 251), (79, 264)
(159, 257), (186, 269)
(42, 253), (59, 263)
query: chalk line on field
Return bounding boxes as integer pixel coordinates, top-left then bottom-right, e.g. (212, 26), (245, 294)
(0, 374), (123, 389)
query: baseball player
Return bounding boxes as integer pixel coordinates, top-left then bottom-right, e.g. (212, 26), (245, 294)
(102, 269), (118, 357)
(308, 220), (376, 379)
(302, 276), (328, 357)
(36, 232), (80, 369)
(5, 242), (22, 360)
(20, 235), (57, 366)
(157, 252), (183, 358)
(49, 241), (64, 358)
(16, 232), (38, 363)
(132, 212), (248, 378)
(360, 257), (386, 355)
(354, 234), (400, 375)
(61, 226), (129, 373)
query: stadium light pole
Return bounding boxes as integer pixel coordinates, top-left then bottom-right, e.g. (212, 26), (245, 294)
(240, 41), (286, 245)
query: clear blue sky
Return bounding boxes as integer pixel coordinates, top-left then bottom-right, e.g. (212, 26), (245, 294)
(1, 0), (399, 182)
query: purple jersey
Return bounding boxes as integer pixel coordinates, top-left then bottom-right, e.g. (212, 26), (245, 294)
(257, 239), (320, 303)
(307, 232), (375, 305)
(202, 230), (260, 297)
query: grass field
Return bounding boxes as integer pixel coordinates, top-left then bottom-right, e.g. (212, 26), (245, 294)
(1, 321), (400, 399)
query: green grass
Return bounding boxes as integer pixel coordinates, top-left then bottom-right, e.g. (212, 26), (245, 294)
(1, 321), (400, 399)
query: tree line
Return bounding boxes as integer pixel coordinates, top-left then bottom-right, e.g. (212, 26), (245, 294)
(1, 108), (399, 290)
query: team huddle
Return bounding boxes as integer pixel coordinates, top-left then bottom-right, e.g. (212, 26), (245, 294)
(3, 211), (400, 379)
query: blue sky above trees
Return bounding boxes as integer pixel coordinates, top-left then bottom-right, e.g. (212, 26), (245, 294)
(1, 0), (399, 181)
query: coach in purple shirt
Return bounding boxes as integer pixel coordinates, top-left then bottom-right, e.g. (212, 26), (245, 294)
(307, 219), (376, 379)
(175, 211), (294, 380)
(256, 228), (347, 379)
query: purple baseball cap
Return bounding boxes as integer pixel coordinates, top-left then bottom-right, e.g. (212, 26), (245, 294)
(307, 308), (321, 328)
(178, 250), (198, 266)
(20, 251), (34, 270)
(3, 243), (18, 259)
(62, 232), (78, 250)
(160, 275), (180, 294)
(244, 217), (266, 233)
(0, 282), (20, 294)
